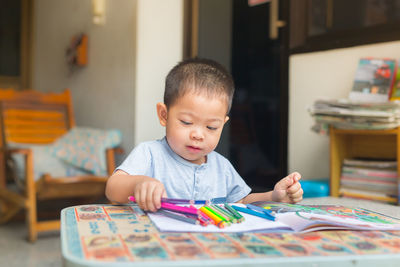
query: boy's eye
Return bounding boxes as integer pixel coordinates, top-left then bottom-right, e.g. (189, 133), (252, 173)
(207, 126), (218, 131)
(180, 120), (192, 125)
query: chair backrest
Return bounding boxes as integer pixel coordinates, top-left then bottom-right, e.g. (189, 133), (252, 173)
(0, 89), (75, 146)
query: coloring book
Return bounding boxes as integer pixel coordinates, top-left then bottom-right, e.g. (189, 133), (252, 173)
(147, 202), (400, 233)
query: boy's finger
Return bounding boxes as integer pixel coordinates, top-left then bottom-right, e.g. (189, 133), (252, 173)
(275, 172), (302, 191)
(291, 194), (303, 203)
(153, 187), (165, 210)
(286, 182), (301, 194)
(136, 192), (147, 211)
(289, 188), (303, 199)
(275, 176), (294, 190)
(291, 172), (301, 183)
(146, 186), (157, 212)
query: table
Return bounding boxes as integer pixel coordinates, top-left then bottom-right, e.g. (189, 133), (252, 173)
(61, 200), (400, 267)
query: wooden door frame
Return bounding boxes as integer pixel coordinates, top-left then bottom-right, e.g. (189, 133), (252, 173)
(183, 0), (199, 59)
(0, 0), (34, 90)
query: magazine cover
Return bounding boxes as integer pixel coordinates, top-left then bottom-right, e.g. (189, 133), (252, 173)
(349, 58), (397, 103)
(390, 60), (400, 101)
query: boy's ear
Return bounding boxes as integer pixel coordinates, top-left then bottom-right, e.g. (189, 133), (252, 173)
(156, 102), (168, 126)
(224, 116), (230, 124)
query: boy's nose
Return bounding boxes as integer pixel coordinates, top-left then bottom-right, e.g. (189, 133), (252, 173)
(190, 128), (204, 140)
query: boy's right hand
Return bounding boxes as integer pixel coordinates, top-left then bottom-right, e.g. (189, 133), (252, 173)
(133, 177), (167, 212)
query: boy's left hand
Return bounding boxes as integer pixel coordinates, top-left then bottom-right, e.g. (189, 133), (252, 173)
(272, 172), (303, 203)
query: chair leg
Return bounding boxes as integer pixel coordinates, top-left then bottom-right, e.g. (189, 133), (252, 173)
(0, 199), (21, 223)
(26, 197), (37, 242)
(24, 150), (38, 242)
(0, 188), (25, 223)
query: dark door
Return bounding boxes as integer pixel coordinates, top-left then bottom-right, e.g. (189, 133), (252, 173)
(196, 0), (289, 192)
(229, 0), (289, 192)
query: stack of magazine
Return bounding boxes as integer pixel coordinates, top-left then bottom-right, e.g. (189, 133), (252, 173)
(339, 158), (398, 204)
(309, 99), (400, 134)
(309, 57), (400, 134)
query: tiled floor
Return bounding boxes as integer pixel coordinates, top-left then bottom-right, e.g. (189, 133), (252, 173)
(0, 222), (61, 267)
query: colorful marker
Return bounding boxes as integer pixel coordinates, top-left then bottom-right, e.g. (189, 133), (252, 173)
(212, 204), (237, 223)
(246, 203), (276, 218)
(224, 203), (244, 222)
(231, 205), (275, 221)
(128, 196), (208, 205)
(204, 205), (230, 226)
(128, 196), (198, 216)
(155, 209), (199, 225)
(199, 206), (226, 228)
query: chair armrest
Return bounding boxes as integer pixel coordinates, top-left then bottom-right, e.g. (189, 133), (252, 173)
(106, 147), (124, 176)
(6, 148), (33, 156)
(0, 148), (33, 188)
(3, 147), (35, 196)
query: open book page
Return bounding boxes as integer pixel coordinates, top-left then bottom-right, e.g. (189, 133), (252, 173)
(253, 202), (400, 232)
(147, 204), (291, 233)
(147, 202), (400, 233)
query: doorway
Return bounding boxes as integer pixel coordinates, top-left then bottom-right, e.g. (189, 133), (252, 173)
(194, 0), (289, 192)
(0, 0), (33, 89)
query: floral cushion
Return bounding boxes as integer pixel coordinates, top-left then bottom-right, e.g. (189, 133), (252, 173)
(50, 127), (122, 176)
(9, 127), (122, 182)
(8, 142), (91, 183)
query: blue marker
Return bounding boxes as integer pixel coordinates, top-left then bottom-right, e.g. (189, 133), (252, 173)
(246, 203), (276, 217)
(231, 205), (276, 221)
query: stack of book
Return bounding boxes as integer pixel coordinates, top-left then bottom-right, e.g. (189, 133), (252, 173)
(309, 99), (400, 134)
(309, 57), (400, 134)
(339, 158), (398, 204)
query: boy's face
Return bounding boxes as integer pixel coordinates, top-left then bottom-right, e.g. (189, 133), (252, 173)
(157, 90), (229, 165)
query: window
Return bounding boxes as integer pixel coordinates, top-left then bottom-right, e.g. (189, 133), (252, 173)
(290, 0), (400, 54)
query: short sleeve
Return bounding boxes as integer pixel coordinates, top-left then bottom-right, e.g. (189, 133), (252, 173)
(224, 161), (252, 203)
(116, 143), (153, 176)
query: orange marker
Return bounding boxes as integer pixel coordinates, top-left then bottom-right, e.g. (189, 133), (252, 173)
(199, 206), (225, 228)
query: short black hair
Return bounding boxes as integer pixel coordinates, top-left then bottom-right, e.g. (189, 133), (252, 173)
(164, 58), (234, 113)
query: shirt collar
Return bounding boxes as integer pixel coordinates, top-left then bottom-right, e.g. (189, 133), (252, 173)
(161, 137), (208, 168)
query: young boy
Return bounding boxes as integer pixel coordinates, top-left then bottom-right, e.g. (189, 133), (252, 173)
(106, 58), (303, 212)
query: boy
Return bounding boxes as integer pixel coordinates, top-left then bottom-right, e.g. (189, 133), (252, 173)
(106, 58), (303, 212)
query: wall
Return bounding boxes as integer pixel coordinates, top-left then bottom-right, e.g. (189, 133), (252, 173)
(33, 0), (136, 154)
(197, 0), (232, 157)
(33, 0), (184, 157)
(134, 0), (183, 145)
(289, 40), (400, 180)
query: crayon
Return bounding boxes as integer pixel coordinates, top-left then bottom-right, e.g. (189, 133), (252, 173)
(128, 196), (208, 205)
(199, 206), (226, 228)
(155, 209), (199, 225)
(161, 198), (209, 205)
(128, 196), (198, 216)
(161, 202), (199, 216)
(207, 205), (232, 226)
(204, 205), (230, 226)
(231, 205), (275, 221)
(198, 210), (215, 225)
(212, 205), (237, 223)
(224, 203), (244, 222)
(246, 203), (276, 216)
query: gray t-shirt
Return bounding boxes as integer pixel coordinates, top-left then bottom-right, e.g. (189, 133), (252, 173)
(117, 137), (251, 203)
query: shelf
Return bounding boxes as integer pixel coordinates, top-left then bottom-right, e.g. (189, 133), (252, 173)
(329, 126), (400, 204)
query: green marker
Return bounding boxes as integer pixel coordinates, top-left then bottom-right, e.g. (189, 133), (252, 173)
(204, 205), (231, 226)
(212, 204), (237, 223)
(224, 203), (244, 222)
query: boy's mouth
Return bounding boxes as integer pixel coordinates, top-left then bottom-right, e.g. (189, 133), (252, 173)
(187, 145), (201, 152)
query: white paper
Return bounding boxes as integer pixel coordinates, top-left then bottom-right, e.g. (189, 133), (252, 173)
(147, 206), (291, 233)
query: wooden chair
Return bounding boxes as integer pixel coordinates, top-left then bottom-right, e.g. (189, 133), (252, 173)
(0, 88), (121, 242)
